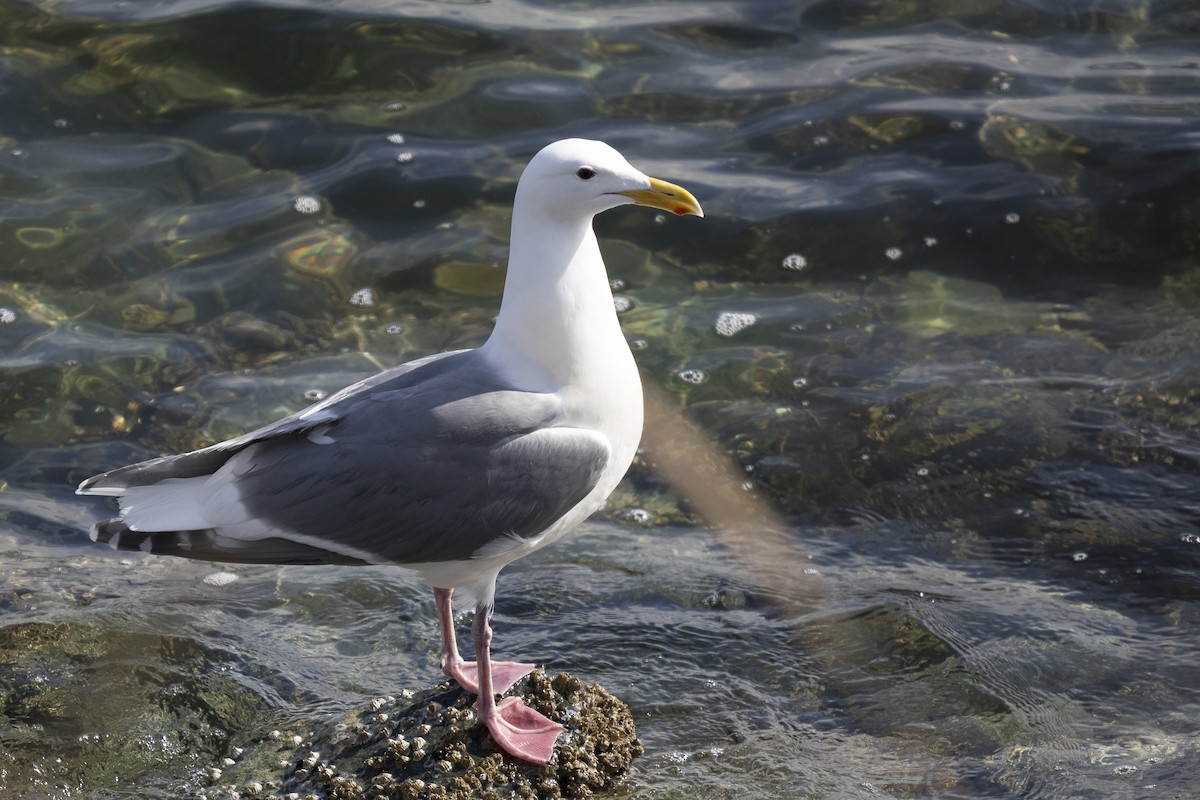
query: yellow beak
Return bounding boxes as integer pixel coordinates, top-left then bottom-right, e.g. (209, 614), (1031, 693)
(618, 177), (704, 218)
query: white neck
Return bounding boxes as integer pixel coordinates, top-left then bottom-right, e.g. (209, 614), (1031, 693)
(480, 198), (630, 392)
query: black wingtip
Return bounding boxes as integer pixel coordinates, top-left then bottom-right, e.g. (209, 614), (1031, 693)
(87, 520), (374, 566)
(92, 518), (140, 550)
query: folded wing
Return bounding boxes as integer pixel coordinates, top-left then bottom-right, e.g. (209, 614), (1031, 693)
(79, 350), (611, 565)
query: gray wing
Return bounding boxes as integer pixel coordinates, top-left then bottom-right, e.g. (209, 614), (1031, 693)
(83, 349), (612, 565)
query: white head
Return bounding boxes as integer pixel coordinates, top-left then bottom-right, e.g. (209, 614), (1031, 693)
(486, 138), (702, 387)
(515, 138), (703, 222)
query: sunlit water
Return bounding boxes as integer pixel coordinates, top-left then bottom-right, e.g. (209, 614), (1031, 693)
(3, 0), (1200, 797)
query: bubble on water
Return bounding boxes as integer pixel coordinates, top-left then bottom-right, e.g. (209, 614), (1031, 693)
(613, 295), (634, 313)
(1005, 212), (1021, 224)
(924, 236), (939, 247)
(1072, 551), (1088, 562)
(52, 118), (69, 129)
(383, 101), (408, 113)
(303, 389), (327, 402)
(782, 253), (808, 271)
(609, 278), (626, 291)
(386, 133), (406, 144)
(949, 120), (965, 131)
(413, 199), (426, 209)
(629, 338), (648, 350)
(0, 308), (16, 324)
(396, 151), (414, 164)
(9, 148), (27, 158)
(714, 311), (756, 337)
(916, 467), (929, 477)
(677, 368), (706, 385)
(621, 508), (653, 525)
(1112, 765), (1138, 777)
(885, 247), (903, 261)
(792, 377), (808, 388)
(203, 571), (239, 587)
(654, 213), (667, 224)
(436, 221), (454, 231)
(998, 81), (1012, 92)
(293, 195), (322, 214)
(385, 323), (405, 335)
(790, 323), (807, 332)
(812, 135), (830, 146)
(349, 287), (375, 307)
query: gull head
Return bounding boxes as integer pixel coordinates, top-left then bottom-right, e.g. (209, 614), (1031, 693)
(518, 138), (703, 221)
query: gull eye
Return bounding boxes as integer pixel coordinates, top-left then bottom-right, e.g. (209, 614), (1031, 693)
(575, 166), (597, 180)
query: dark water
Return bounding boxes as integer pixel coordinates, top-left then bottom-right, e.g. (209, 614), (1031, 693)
(3, 0), (1200, 797)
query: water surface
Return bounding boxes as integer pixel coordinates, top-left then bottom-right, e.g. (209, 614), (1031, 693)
(2, 0), (1200, 797)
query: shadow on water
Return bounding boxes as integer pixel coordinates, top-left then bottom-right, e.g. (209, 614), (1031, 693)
(3, 0), (1200, 797)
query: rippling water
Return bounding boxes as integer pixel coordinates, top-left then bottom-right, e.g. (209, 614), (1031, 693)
(3, 0), (1200, 797)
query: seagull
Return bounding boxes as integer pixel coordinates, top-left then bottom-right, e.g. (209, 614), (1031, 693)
(77, 138), (703, 764)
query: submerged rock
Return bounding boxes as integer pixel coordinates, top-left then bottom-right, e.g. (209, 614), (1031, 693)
(204, 670), (642, 800)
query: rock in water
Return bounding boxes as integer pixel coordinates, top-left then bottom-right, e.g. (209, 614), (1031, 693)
(203, 670), (643, 800)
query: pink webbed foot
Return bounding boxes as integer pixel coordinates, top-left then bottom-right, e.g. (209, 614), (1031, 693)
(435, 588), (536, 696)
(483, 696), (564, 764)
(439, 590), (562, 764)
(446, 659), (535, 696)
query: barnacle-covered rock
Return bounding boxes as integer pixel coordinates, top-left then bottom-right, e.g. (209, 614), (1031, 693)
(206, 670), (642, 800)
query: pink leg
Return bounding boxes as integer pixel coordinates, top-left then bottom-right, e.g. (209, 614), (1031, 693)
(471, 604), (563, 764)
(434, 587), (534, 696)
